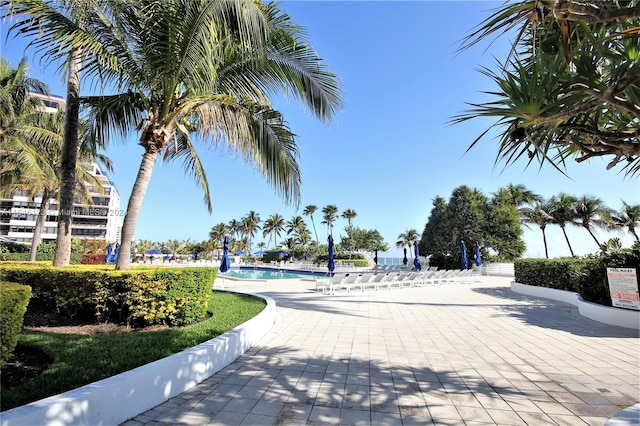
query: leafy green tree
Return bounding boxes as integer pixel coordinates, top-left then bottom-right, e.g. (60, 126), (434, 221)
(454, 1), (640, 176)
(345, 227), (388, 253)
(303, 204), (319, 243)
(420, 196), (449, 256)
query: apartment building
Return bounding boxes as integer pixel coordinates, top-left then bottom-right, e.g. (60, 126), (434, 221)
(0, 162), (122, 243)
(0, 93), (122, 243)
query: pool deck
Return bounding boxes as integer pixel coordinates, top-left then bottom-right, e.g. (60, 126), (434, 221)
(122, 275), (639, 426)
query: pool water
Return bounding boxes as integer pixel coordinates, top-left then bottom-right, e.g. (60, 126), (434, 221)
(223, 267), (324, 280)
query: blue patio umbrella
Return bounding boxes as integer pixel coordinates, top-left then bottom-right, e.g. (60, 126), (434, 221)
(234, 250), (245, 256)
(403, 247), (408, 265)
(112, 243), (120, 264)
(192, 249), (198, 260)
(413, 241), (422, 271)
(145, 249), (162, 255)
(327, 235), (335, 276)
(274, 250), (289, 256)
(254, 250), (266, 256)
(105, 243), (113, 264)
(220, 236), (231, 273)
(461, 241), (469, 270)
(474, 242), (482, 267)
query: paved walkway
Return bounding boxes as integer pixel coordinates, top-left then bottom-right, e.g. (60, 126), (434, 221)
(122, 276), (639, 425)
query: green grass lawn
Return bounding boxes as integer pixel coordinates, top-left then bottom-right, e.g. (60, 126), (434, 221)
(0, 291), (266, 411)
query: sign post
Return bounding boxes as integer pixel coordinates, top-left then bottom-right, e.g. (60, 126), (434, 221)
(606, 268), (640, 311)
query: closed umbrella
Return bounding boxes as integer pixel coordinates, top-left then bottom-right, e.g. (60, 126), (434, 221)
(474, 242), (482, 267)
(327, 234), (335, 277)
(461, 241), (469, 270)
(374, 249), (378, 265)
(218, 236), (231, 288)
(112, 243), (120, 263)
(403, 247), (408, 265)
(413, 241), (421, 271)
(105, 243), (113, 264)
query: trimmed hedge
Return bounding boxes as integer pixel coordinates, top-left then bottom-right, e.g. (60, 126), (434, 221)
(0, 281), (32, 367)
(0, 264), (216, 326)
(514, 246), (640, 306)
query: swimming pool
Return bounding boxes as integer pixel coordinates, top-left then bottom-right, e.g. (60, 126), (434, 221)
(222, 267), (326, 280)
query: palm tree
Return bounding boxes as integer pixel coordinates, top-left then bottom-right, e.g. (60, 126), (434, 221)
(302, 205), (319, 243)
(164, 239), (185, 261)
(342, 208), (357, 228)
(520, 199), (554, 259)
(1, 110), (111, 261)
(573, 195), (614, 247)
(227, 219), (242, 244)
(208, 222), (228, 258)
(285, 215), (307, 240)
(612, 201), (640, 241)
(321, 204), (339, 236)
(396, 229), (419, 264)
(263, 213), (285, 248)
(549, 194), (578, 257)
(8, 1), (342, 270)
(241, 211), (261, 249)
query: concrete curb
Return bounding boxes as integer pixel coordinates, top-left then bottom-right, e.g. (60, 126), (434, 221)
(1, 290), (276, 426)
(511, 282), (639, 330)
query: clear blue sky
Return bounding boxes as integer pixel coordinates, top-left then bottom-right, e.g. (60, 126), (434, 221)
(2, 1), (638, 258)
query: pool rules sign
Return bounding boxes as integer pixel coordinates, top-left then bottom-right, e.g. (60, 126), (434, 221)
(606, 268), (640, 311)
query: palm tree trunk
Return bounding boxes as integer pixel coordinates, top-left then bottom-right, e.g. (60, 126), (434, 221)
(310, 217), (318, 243)
(53, 49), (82, 267)
(560, 225), (575, 256)
(116, 150), (159, 270)
(585, 226), (600, 246)
(629, 226), (639, 241)
(541, 227), (549, 259)
(30, 190), (51, 262)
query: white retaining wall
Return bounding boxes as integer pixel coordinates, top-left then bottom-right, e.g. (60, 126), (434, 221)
(511, 282), (639, 330)
(1, 291), (276, 426)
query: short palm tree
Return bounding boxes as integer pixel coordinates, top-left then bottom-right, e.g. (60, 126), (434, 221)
(303, 204), (319, 243)
(241, 211), (261, 249)
(612, 201), (640, 241)
(208, 222), (228, 258)
(396, 229), (419, 264)
(285, 215), (307, 240)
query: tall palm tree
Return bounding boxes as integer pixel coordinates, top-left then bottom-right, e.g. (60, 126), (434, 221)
(573, 195), (613, 247)
(241, 211), (261, 249)
(1, 110), (111, 261)
(208, 222), (228, 258)
(8, 1), (342, 270)
(342, 208), (357, 228)
(303, 204), (319, 243)
(263, 213), (285, 248)
(612, 201), (640, 241)
(321, 204), (339, 236)
(285, 215), (307, 240)
(520, 199), (554, 259)
(549, 194), (578, 257)
(227, 219), (242, 243)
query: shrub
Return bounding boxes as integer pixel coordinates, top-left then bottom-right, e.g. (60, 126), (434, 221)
(515, 244), (640, 306)
(0, 264), (216, 326)
(0, 281), (32, 367)
(82, 253), (107, 264)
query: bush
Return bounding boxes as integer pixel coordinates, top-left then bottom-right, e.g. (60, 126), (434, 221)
(515, 245), (640, 306)
(82, 253), (107, 264)
(0, 264), (216, 326)
(0, 281), (32, 367)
